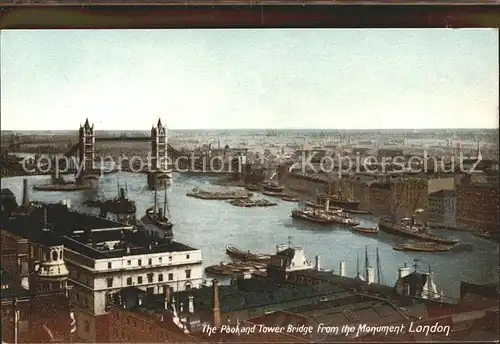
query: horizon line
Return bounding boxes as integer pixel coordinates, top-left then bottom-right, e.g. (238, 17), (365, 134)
(1, 127), (499, 131)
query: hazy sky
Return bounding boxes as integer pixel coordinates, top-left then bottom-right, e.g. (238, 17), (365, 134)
(1, 29), (498, 130)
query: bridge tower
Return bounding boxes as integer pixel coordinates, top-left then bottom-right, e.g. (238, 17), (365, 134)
(147, 118), (172, 190)
(77, 119), (99, 187)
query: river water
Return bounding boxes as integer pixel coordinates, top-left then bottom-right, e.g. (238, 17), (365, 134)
(2, 173), (498, 301)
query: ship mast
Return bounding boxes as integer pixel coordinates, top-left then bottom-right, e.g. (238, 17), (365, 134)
(154, 186), (158, 213)
(163, 182), (169, 219)
(376, 246), (382, 284)
(356, 251), (361, 277)
(364, 246), (369, 272)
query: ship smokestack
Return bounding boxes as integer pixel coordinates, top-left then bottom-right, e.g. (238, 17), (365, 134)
(339, 261), (346, 277)
(325, 198), (330, 212)
(398, 262), (411, 279)
(366, 267), (374, 284)
(212, 279), (221, 328)
(22, 178), (29, 208)
(315, 255), (320, 271)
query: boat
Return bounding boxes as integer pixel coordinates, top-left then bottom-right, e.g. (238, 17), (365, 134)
(187, 188), (251, 200)
(262, 190), (285, 197)
(352, 225), (379, 234)
(263, 182), (285, 193)
(225, 245), (271, 262)
(228, 199), (277, 207)
(344, 209), (372, 215)
(393, 242), (455, 252)
(281, 194), (300, 202)
(141, 185), (173, 240)
(318, 193), (359, 210)
(245, 184), (260, 191)
(84, 199), (103, 207)
(205, 263), (234, 276)
(378, 216), (458, 245)
(291, 208), (359, 226)
(305, 201), (343, 213)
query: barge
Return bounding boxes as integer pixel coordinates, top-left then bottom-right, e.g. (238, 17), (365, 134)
(225, 245), (272, 262)
(393, 242), (455, 252)
(352, 225), (379, 235)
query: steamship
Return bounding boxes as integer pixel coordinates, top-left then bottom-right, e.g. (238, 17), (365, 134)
(140, 185), (173, 240)
(292, 198), (359, 226)
(378, 215), (458, 245)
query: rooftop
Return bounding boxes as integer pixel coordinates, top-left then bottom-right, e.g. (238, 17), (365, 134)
(114, 277), (349, 315)
(2, 203), (198, 259)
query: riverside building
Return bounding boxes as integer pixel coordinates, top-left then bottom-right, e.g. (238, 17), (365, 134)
(1, 182), (203, 342)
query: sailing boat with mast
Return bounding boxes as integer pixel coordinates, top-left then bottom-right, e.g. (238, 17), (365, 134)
(141, 183), (173, 239)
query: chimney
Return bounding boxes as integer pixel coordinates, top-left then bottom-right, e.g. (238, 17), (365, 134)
(315, 255), (321, 271)
(398, 263), (411, 279)
(212, 279), (221, 328)
(339, 261), (346, 277)
(188, 295), (194, 313)
(366, 267), (375, 284)
(164, 286), (171, 309)
(22, 178), (29, 208)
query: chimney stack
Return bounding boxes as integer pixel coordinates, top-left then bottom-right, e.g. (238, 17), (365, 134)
(339, 261), (346, 277)
(315, 255), (321, 271)
(188, 295), (194, 313)
(212, 279), (221, 328)
(22, 178), (29, 208)
(164, 286), (171, 309)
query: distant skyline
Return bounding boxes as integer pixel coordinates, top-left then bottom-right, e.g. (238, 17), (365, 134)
(1, 29), (498, 130)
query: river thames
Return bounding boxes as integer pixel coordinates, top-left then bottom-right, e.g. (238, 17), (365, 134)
(2, 172), (498, 301)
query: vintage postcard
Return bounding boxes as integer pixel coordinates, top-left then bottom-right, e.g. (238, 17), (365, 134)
(1, 25), (498, 343)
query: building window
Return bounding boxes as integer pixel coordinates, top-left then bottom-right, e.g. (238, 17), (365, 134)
(169, 256), (172, 261)
(185, 269), (191, 279)
(158, 257), (162, 263)
(127, 277), (132, 286)
(158, 274), (163, 282)
(106, 278), (113, 288)
(127, 260), (131, 266)
(52, 251), (58, 261)
(148, 258), (152, 265)
(137, 276), (143, 284)
(108, 262), (112, 269)
(138, 259), (142, 266)
(168, 273), (173, 281)
(147, 273), (154, 283)
(186, 254), (190, 260)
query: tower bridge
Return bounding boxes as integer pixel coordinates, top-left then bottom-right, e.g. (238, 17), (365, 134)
(10, 118), (249, 189)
